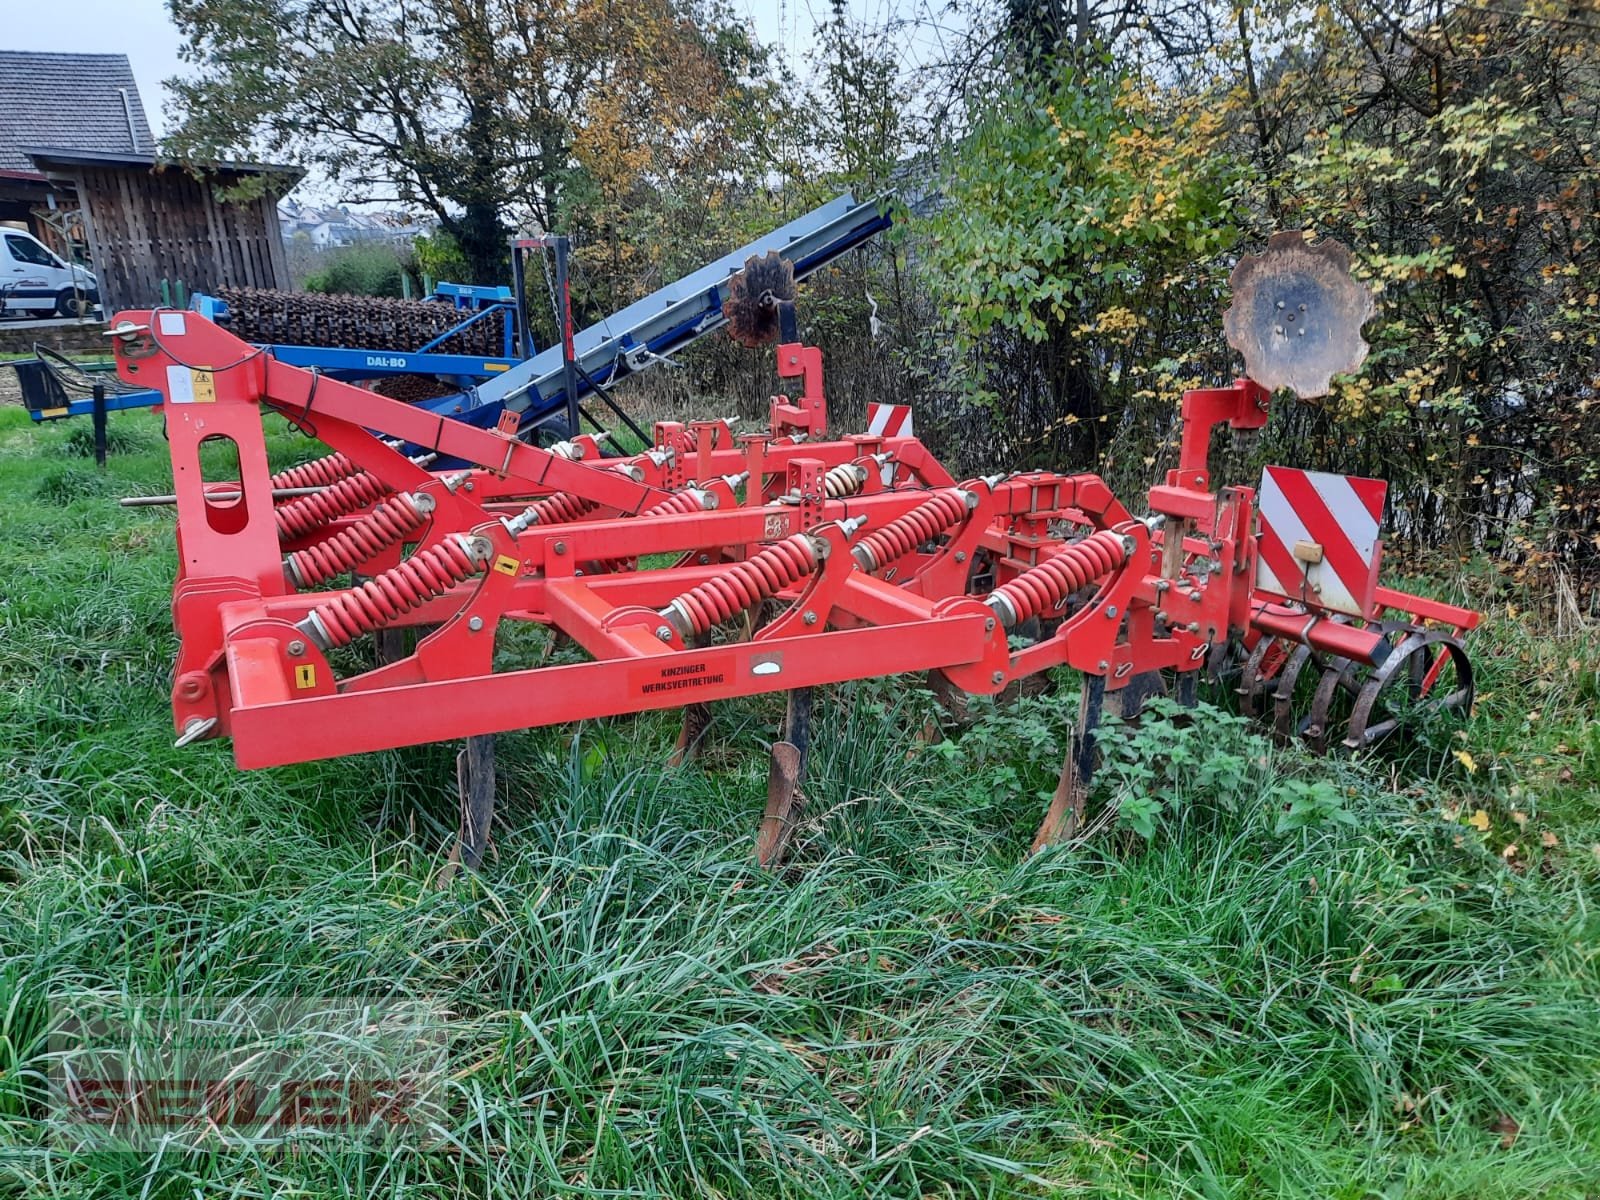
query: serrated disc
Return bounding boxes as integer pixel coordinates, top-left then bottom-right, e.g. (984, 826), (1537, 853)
(1223, 231), (1376, 399)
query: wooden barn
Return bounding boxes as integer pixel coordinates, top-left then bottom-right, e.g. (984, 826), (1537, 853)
(0, 51), (300, 313)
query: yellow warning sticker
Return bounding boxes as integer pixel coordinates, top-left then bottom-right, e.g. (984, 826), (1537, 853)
(294, 664), (317, 689)
(493, 555), (520, 576)
(484, 362), (511, 372)
(190, 368), (217, 403)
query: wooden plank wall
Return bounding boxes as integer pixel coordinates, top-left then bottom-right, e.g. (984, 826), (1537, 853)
(74, 165), (289, 311)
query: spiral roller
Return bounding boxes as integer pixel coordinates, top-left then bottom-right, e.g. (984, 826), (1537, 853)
(660, 534), (820, 639)
(283, 492), (434, 588)
(852, 489), (974, 573)
(296, 533), (489, 650)
(985, 530), (1131, 629)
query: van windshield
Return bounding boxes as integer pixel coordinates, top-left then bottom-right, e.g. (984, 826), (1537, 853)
(5, 234), (63, 269)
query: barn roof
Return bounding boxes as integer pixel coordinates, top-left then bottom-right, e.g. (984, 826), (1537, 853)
(0, 51), (155, 174)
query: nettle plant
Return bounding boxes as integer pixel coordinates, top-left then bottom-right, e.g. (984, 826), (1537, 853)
(1098, 697), (1351, 839)
(940, 689), (1350, 843)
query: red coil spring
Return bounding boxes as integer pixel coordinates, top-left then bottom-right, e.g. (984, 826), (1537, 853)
(527, 491), (597, 526)
(269, 452), (360, 491)
(304, 537), (481, 648)
(855, 490), (968, 571)
(285, 494), (428, 588)
(643, 488), (711, 517)
(275, 471), (393, 541)
(665, 534), (817, 636)
(988, 529), (1128, 625)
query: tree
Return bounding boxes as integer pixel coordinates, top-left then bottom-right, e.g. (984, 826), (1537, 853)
(165, 0), (769, 284)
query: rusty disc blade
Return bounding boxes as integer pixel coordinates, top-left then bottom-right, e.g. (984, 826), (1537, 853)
(1223, 231), (1376, 399)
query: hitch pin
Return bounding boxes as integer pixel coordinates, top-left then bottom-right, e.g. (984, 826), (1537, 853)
(174, 716), (218, 747)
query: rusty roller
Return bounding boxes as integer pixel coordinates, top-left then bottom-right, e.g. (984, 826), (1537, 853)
(216, 287), (506, 357)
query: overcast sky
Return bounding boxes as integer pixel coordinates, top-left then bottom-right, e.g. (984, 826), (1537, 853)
(4, 0), (957, 163)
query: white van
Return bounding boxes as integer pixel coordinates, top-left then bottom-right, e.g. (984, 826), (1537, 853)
(0, 228), (100, 319)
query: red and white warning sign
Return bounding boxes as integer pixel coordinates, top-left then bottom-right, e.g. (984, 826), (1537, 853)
(1255, 466), (1387, 618)
(865, 402), (913, 438)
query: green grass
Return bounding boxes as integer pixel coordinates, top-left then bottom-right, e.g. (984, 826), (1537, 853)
(0, 405), (1596, 1198)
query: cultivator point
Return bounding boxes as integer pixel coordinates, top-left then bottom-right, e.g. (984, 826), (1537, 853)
(113, 235), (1478, 865)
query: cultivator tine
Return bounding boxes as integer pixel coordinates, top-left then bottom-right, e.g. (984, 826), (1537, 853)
(1176, 670), (1198, 708)
(756, 688), (812, 867)
(444, 733), (498, 880)
(374, 625), (408, 667)
(669, 702), (714, 767)
(1031, 675), (1105, 853)
(668, 633), (716, 767)
(1108, 669), (1166, 719)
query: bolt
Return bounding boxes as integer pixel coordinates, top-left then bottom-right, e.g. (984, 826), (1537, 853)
(1156, 580), (1170, 593)
(1189, 589), (1202, 602)
(656, 625), (674, 642)
(1193, 474), (1205, 487)
(1104, 604), (1119, 619)
(985, 617), (996, 632)
(468, 616), (485, 632)
(803, 610), (818, 625)
(287, 639), (306, 657)
(954, 551), (967, 563)
(1097, 659), (1109, 672)
(698, 554), (710, 564)
(463, 481), (474, 492)
(553, 541), (566, 555)
(991, 671), (1005, 685)
(1155, 609), (1168, 623)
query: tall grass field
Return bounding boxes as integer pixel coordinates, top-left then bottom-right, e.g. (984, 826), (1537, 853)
(1, 405), (1597, 1198)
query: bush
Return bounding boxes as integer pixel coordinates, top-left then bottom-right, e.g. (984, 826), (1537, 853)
(302, 243), (414, 298)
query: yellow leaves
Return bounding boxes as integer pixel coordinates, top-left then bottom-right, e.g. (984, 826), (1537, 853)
(1502, 842), (1518, 860)
(1541, 830), (1559, 849)
(1511, 810), (1529, 829)
(1465, 808), (1491, 832)
(1446, 262), (1468, 279)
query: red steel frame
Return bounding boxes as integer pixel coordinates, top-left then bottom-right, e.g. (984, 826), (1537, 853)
(108, 310), (1479, 771)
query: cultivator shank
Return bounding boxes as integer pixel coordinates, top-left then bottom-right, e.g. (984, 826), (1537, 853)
(115, 235), (1479, 862)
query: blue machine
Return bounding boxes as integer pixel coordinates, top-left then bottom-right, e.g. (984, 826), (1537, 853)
(18, 193), (892, 437)
(425, 192), (892, 434)
(188, 288), (522, 391)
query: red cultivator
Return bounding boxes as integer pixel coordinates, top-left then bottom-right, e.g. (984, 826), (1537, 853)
(111, 234), (1478, 865)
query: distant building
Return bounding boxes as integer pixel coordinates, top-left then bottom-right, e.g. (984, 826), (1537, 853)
(0, 50), (301, 310)
(278, 200), (434, 249)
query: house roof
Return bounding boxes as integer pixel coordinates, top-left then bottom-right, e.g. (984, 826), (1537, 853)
(22, 146), (303, 182)
(0, 51), (155, 173)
